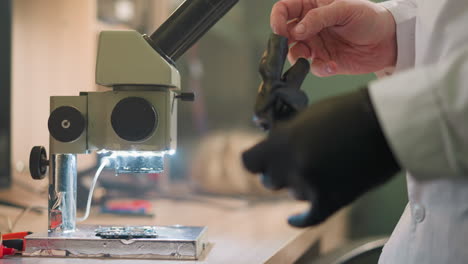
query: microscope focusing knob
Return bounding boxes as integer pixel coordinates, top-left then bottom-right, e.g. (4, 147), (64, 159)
(175, 92), (195, 102)
(29, 146), (48, 180)
(111, 97), (158, 142)
(48, 106), (86, 143)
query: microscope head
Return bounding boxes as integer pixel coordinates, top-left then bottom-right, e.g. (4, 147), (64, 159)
(46, 0), (240, 174)
(47, 31), (180, 174)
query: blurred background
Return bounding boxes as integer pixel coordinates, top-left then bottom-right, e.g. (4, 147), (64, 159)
(4, 0), (406, 245)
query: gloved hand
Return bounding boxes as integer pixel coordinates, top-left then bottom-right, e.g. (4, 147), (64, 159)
(254, 33), (310, 130)
(243, 87), (401, 227)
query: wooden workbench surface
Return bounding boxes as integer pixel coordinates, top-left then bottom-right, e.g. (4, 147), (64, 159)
(0, 184), (347, 264)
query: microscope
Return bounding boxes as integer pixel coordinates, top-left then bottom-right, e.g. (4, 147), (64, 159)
(25, 0), (238, 259)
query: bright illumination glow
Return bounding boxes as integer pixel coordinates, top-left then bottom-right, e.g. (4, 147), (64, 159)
(109, 151), (165, 158)
(97, 149), (176, 158)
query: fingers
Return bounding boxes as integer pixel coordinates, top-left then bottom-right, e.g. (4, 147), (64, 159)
(285, 19), (299, 41)
(242, 140), (270, 174)
(289, 35), (330, 70)
(290, 36), (339, 77)
(288, 207), (324, 227)
(288, 192), (330, 227)
(242, 139), (288, 190)
(288, 209), (314, 227)
(316, 0), (335, 7)
(288, 203), (334, 227)
(310, 59), (338, 77)
(291, 2), (347, 41)
(288, 42), (312, 64)
(271, 0), (316, 37)
(271, 0), (346, 41)
(260, 172), (287, 190)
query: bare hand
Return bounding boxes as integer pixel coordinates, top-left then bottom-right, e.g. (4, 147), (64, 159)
(271, 0), (397, 76)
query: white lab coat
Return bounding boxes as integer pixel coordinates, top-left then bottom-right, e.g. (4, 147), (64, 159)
(369, 0), (468, 263)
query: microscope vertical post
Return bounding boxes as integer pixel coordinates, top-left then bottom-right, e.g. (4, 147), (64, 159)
(49, 154), (77, 232)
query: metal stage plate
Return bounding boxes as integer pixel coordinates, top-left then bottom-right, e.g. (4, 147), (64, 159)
(24, 225), (207, 260)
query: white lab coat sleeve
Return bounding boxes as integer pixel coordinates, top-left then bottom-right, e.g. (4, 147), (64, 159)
(369, 45), (468, 179)
(375, 0), (417, 77)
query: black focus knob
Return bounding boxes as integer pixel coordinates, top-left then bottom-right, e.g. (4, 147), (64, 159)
(175, 92), (195, 102)
(111, 97), (158, 142)
(29, 146), (48, 180)
(48, 106), (86, 143)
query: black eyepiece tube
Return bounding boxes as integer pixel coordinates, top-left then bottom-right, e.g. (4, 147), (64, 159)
(149, 0), (239, 62)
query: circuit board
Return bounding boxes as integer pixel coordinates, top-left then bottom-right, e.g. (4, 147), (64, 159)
(95, 226), (158, 239)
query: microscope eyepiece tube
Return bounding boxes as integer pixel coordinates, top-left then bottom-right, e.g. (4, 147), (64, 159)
(149, 0), (239, 61)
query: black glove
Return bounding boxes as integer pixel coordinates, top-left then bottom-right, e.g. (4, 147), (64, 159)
(243, 88), (401, 227)
(254, 33), (310, 130)
(242, 34), (400, 228)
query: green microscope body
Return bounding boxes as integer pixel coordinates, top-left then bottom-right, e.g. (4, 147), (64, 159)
(26, 0), (238, 259)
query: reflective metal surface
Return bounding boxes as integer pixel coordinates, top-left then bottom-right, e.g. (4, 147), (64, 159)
(49, 154), (77, 232)
(24, 225), (207, 260)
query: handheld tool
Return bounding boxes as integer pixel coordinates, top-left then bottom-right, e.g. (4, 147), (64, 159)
(253, 34), (310, 130)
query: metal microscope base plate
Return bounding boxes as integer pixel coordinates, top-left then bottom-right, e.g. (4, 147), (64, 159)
(23, 225), (207, 259)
